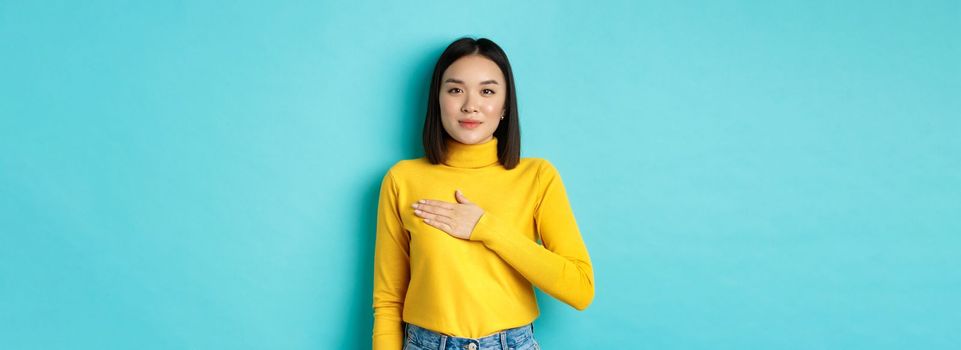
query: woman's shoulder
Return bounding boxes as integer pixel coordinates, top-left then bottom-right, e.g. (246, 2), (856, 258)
(520, 157), (560, 173)
(383, 157), (431, 176)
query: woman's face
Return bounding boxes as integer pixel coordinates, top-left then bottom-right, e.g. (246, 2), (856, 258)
(439, 54), (507, 145)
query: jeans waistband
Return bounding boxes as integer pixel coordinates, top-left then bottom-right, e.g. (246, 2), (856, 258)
(404, 322), (536, 350)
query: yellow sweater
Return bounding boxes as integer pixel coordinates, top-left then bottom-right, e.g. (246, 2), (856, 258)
(371, 136), (595, 349)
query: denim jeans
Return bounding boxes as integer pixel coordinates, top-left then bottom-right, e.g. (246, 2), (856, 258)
(403, 321), (541, 350)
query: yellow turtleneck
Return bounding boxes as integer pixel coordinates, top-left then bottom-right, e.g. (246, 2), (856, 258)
(371, 136), (595, 349)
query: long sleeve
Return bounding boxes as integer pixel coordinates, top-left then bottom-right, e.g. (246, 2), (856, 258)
(371, 170), (410, 350)
(468, 159), (595, 310)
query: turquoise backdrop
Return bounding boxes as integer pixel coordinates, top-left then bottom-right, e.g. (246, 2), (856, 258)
(2, 1), (959, 349)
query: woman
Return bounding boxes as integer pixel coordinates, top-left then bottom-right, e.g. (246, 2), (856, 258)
(372, 37), (595, 350)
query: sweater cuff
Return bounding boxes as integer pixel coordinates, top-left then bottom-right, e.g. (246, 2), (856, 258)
(469, 212), (504, 243)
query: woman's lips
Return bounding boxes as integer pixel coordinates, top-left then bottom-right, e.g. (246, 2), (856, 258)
(459, 121), (482, 129)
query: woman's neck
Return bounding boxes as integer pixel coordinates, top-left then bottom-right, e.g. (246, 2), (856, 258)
(443, 136), (500, 168)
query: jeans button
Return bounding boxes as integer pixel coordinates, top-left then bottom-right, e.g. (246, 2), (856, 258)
(467, 343), (477, 350)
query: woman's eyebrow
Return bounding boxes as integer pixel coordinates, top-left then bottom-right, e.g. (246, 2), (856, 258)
(444, 78), (500, 85)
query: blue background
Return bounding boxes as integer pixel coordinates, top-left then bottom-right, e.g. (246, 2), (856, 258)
(2, 1), (959, 349)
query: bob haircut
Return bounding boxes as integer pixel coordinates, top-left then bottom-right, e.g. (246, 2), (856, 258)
(423, 37), (521, 170)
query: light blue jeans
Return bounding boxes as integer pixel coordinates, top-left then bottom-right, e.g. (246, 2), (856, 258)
(403, 322), (541, 350)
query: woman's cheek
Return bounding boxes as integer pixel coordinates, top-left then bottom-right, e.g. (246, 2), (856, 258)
(480, 104), (497, 114)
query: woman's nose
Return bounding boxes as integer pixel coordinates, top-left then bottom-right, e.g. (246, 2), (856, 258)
(461, 92), (480, 113)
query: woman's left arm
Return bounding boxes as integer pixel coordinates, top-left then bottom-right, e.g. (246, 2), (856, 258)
(468, 159), (595, 310)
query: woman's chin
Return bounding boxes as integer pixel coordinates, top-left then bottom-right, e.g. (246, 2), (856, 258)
(450, 132), (492, 145)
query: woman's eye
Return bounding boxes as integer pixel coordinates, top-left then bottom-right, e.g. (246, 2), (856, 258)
(482, 89), (495, 95)
(448, 88), (462, 94)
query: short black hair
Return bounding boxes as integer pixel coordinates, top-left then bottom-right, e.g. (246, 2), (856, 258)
(422, 36), (521, 170)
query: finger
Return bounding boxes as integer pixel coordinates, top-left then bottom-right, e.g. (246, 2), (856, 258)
(455, 189), (473, 204)
(424, 214), (454, 229)
(414, 202), (455, 218)
(414, 208), (451, 221)
(419, 199), (455, 210)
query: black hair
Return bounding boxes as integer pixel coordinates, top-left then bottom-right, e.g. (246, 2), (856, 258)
(422, 36), (521, 170)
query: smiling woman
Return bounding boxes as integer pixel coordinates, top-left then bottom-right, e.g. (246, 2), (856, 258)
(371, 37), (594, 350)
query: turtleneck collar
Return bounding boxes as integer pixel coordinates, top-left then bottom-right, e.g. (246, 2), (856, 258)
(443, 136), (500, 168)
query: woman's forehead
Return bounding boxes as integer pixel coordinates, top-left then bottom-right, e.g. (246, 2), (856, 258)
(443, 55), (504, 83)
